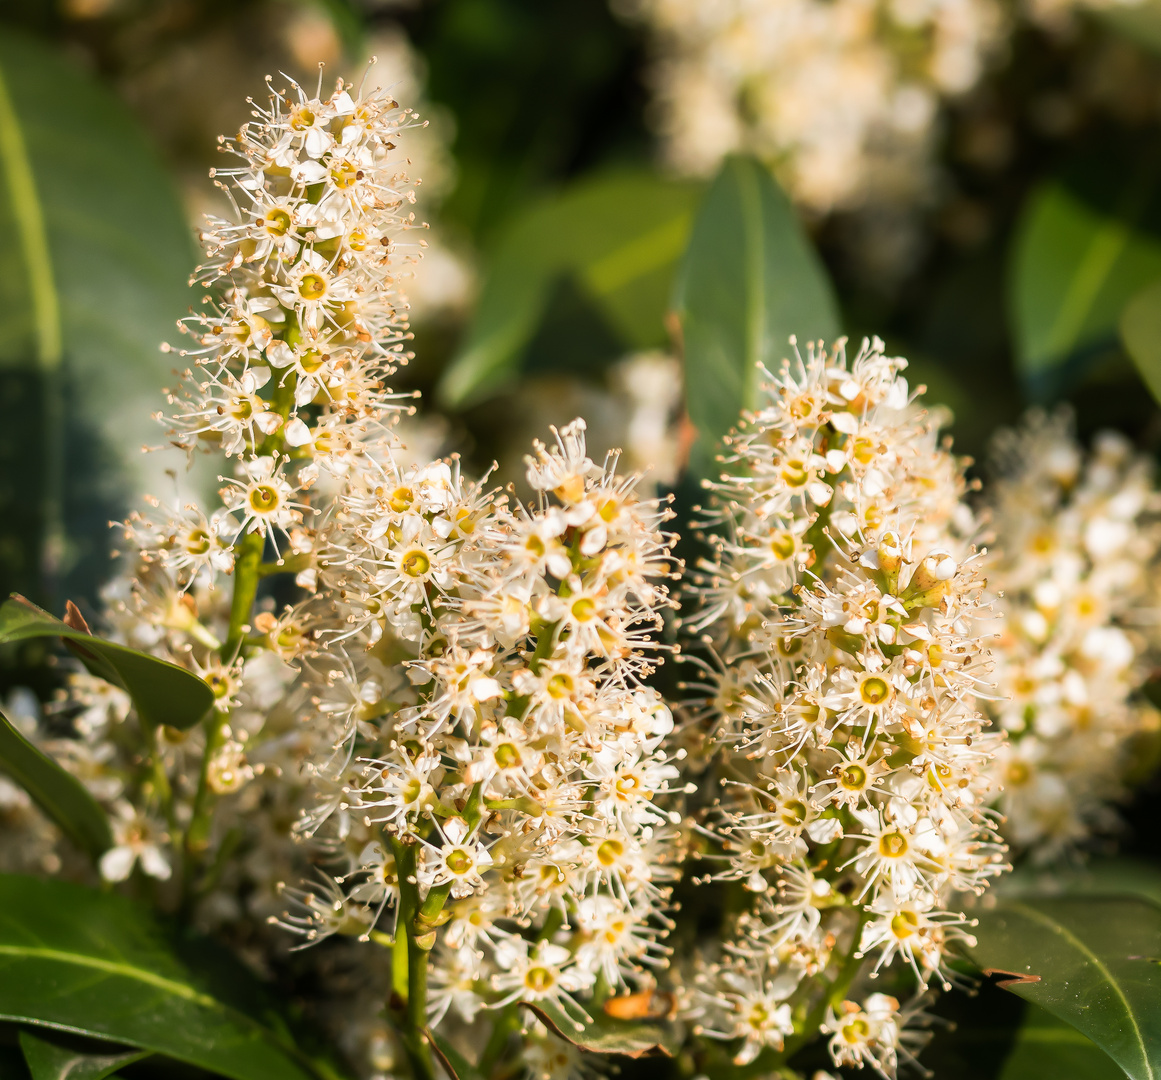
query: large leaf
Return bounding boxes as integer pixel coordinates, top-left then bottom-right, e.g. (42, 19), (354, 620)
(1000, 1003), (1128, 1080)
(968, 897), (1161, 1080)
(438, 170), (701, 406)
(521, 999), (679, 1059)
(671, 155), (840, 474)
(19, 1029), (147, 1080)
(1008, 149), (1161, 395)
(0, 31), (194, 597)
(1120, 278), (1161, 404)
(0, 595), (213, 730)
(0, 873), (330, 1080)
(0, 707), (111, 858)
(997, 857), (1161, 908)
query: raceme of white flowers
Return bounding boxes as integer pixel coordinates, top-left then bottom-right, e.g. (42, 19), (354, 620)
(681, 337), (1005, 1072)
(615, 0), (1145, 212)
(1, 69), (1160, 1080)
(984, 410), (1161, 862)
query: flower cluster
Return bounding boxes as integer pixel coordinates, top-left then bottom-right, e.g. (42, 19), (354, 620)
(615, 0), (1005, 211)
(985, 410), (1161, 862)
(615, 0), (1148, 214)
(683, 337), (1006, 1074)
(0, 72), (430, 1075)
(288, 418), (686, 1032)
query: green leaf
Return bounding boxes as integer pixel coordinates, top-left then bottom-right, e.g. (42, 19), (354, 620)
(0, 31), (195, 594)
(1120, 278), (1161, 403)
(0, 873), (332, 1080)
(0, 595), (213, 730)
(1008, 150), (1161, 394)
(438, 170), (701, 406)
(968, 897), (1161, 1080)
(1094, 0), (1161, 58)
(426, 1029), (484, 1080)
(1000, 1003), (1128, 1080)
(998, 856), (1161, 909)
(0, 707), (111, 858)
(521, 999), (679, 1059)
(19, 1029), (147, 1080)
(671, 154), (840, 474)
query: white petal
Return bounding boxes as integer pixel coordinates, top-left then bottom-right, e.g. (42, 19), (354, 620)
(99, 846), (135, 882)
(283, 418), (312, 447)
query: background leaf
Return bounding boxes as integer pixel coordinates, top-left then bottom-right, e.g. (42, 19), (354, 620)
(521, 1000), (678, 1059)
(0, 595), (213, 730)
(0, 707), (111, 858)
(968, 897), (1161, 1080)
(0, 874), (330, 1080)
(999, 1004), (1128, 1080)
(0, 30), (194, 602)
(1120, 278), (1161, 403)
(1008, 145), (1161, 396)
(19, 1029), (147, 1080)
(437, 170), (701, 406)
(671, 154), (840, 474)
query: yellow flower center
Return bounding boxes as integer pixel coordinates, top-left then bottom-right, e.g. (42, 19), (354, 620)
(859, 676), (890, 706)
(298, 272), (328, 301)
(879, 830), (909, 858)
(400, 549), (431, 578)
(248, 484), (280, 514)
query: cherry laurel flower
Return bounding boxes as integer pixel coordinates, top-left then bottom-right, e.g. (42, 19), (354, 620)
(984, 409), (1161, 862)
(682, 336), (1007, 1076)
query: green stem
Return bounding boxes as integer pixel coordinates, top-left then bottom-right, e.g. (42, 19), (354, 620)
(390, 837), (436, 1080)
(223, 532), (264, 660)
(181, 531), (264, 901)
(140, 720), (178, 841)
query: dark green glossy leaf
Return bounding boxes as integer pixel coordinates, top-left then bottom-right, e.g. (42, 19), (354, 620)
(1008, 152), (1161, 393)
(19, 1029), (147, 1080)
(522, 999), (679, 1059)
(997, 857), (1161, 908)
(671, 154), (839, 474)
(1121, 278), (1161, 404)
(438, 170), (701, 406)
(0, 31), (195, 597)
(1000, 1003), (1128, 1080)
(0, 595), (213, 730)
(0, 706), (111, 858)
(0, 873), (330, 1080)
(968, 897), (1161, 1080)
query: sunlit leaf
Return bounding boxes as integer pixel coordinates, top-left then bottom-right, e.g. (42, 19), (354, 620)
(0, 707), (111, 858)
(0, 31), (194, 599)
(438, 170), (701, 406)
(0, 874), (333, 1080)
(1008, 149), (1161, 394)
(522, 999), (679, 1059)
(19, 1029), (147, 1080)
(0, 595), (213, 730)
(1120, 278), (1161, 404)
(968, 897), (1161, 1080)
(671, 154), (839, 474)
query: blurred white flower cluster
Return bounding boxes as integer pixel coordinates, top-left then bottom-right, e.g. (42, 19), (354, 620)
(615, 0), (1145, 212)
(682, 338), (1006, 1073)
(985, 410), (1161, 862)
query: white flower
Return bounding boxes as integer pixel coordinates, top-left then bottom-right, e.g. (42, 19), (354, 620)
(99, 803), (171, 882)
